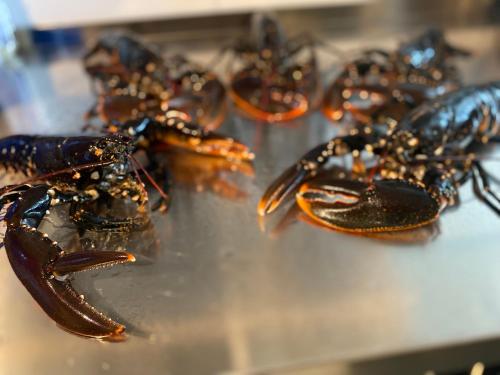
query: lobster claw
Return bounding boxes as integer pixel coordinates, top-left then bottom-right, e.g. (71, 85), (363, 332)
(157, 130), (255, 162)
(258, 164), (310, 216)
(4, 226), (135, 340)
(296, 178), (440, 232)
(194, 132), (255, 162)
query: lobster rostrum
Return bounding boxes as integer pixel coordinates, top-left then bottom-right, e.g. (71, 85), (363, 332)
(225, 13), (320, 122)
(85, 33), (227, 130)
(259, 82), (500, 233)
(0, 135), (152, 340)
(323, 28), (470, 126)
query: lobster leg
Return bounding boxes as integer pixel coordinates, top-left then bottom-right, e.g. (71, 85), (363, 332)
(258, 134), (369, 215)
(4, 185), (135, 340)
(471, 162), (500, 215)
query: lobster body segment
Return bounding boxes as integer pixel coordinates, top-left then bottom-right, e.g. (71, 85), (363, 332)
(394, 82), (500, 161)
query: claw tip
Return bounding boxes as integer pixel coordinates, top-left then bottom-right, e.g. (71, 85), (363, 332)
(101, 326), (127, 342)
(257, 199), (268, 216)
(257, 198), (277, 216)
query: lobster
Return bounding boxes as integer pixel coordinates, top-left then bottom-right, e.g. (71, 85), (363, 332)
(323, 28), (470, 126)
(0, 135), (153, 340)
(95, 113), (254, 214)
(222, 13), (320, 122)
(259, 81), (499, 233)
(85, 34), (254, 209)
(85, 33), (227, 130)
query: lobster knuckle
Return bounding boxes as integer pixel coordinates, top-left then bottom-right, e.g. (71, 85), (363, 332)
(296, 178), (440, 232)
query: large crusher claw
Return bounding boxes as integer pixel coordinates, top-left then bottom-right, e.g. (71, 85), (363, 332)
(2, 184), (136, 340)
(296, 178), (440, 232)
(4, 226), (135, 340)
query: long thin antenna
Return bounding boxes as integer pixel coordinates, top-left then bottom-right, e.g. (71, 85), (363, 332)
(411, 155), (500, 164)
(127, 155), (148, 200)
(129, 154), (169, 202)
(1, 160), (115, 195)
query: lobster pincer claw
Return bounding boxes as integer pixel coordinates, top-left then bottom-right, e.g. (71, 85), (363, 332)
(156, 128), (255, 162)
(258, 164), (310, 216)
(296, 178), (440, 232)
(193, 132), (255, 162)
(258, 140), (338, 216)
(4, 226), (135, 340)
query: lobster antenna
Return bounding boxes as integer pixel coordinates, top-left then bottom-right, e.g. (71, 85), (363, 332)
(127, 155), (148, 200)
(0, 160), (115, 195)
(412, 154), (500, 163)
(128, 154), (169, 201)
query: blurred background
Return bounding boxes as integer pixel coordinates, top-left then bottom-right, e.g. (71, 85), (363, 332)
(0, 1), (499, 375)
(2, 0), (499, 57)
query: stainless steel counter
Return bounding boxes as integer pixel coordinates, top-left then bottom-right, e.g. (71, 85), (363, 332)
(0, 25), (499, 375)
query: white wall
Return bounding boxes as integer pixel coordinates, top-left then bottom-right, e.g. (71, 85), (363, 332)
(6, 0), (369, 29)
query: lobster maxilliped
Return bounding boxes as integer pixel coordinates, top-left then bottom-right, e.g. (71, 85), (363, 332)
(259, 81), (500, 232)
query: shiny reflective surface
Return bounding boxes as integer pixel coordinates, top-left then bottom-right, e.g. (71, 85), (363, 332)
(0, 26), (499, 375)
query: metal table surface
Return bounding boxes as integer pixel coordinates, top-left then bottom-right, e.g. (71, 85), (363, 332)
(0, 25), (499, 375)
